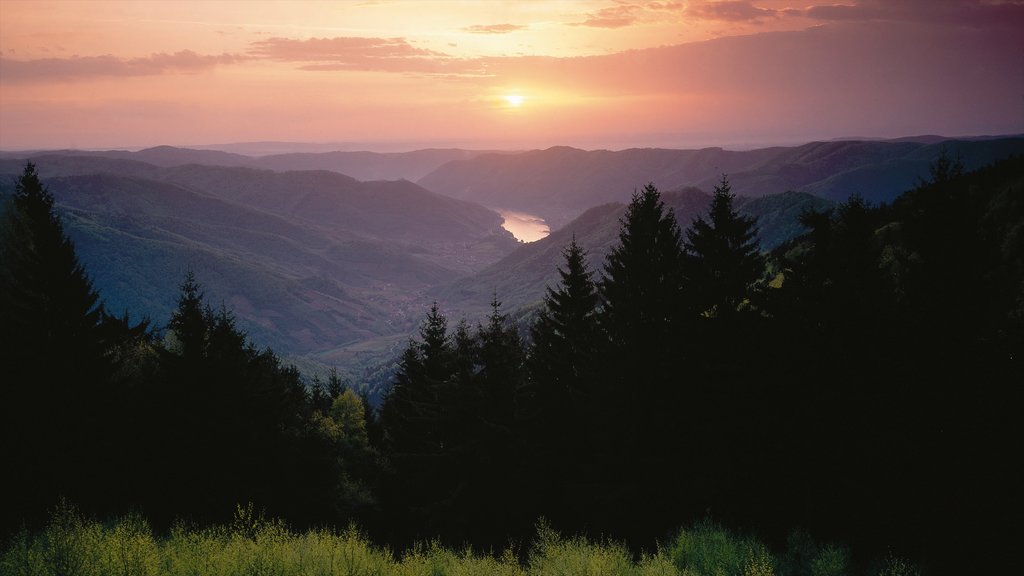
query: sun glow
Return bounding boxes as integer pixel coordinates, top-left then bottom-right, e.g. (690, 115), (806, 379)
(504, 94), (525, 108)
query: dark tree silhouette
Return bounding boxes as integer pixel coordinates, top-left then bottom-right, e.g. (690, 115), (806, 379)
(528, 235), (601, 408)
(684, 175), (765, 319)
(600, 183), (686, 347)
(0, 162), (112, 530)
(524, 235), (604, 530)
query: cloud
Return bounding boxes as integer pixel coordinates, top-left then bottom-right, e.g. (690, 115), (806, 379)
(248, 36), (484, 75)
(463, 24), (527, 34)
(803, 0), (1024, 28)
(569, 1), (685, 29)
(688, 1), (779, 23)
(0, 50), (244, 83)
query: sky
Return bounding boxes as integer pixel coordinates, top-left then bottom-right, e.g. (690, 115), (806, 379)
(1, 0), (1022, 151)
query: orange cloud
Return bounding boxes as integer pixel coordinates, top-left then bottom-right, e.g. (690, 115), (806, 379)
(689, 1), (779, 23)
(568, 1), (685, 29)
(463, 24), (527, 34)
(248, 36), (484, 75)
(0, 50), (245, 83)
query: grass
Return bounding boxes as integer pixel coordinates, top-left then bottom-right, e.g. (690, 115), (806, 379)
(1, 503), (920, 576)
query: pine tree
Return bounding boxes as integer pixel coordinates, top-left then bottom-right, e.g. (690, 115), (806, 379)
(166, 270), (209, 362)
(0, 162), (112, 529)
(0, 162), (104, 365)
(683, 175), (765, 319)
(419, 302), (451, 386)
(600, 183), (685, 348)
(527, 235), (600, 420)
(476, 295), (524, 431)
(595, 183), (687, 527)
(380, 303), (453, 455)
(598, 182), (685, 402)
(524, 235), (603, 529)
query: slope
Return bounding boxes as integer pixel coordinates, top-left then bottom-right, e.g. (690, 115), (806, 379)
(0, 156), (519, 359)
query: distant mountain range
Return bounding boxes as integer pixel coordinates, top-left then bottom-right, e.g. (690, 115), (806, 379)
(0, 146), (497, 182)
(2, 135), (1020, 386)
(417, 137), (1024, 227)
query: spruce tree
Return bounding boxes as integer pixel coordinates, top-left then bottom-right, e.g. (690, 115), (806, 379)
(600, 183), (685, 348)
(0, 162), (104, 365)
(683, 175), (765, 318)
(595, 183), (687, 532)
(527, 235), (600, 428)
(166, 270), (209, 362)
(0, 162), (109, 526)
(598, 182), (685, 405)
(476, 295), (524, 431)
(525, 235), (602, 529)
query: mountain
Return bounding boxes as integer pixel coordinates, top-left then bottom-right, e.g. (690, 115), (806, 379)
(252, 149), (495, 182)
(4, 136), (1009, 385)
(1, 146), (497, 183)
(417, 137), (1024, 227)
(0, 146), (255, 168)
(0, 156), (518, 362)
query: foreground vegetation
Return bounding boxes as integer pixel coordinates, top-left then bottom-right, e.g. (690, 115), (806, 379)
(1, 504), (919, 576)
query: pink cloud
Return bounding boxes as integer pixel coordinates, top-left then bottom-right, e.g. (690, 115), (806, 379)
(248, 36), (484, 75)
(0, 50), (244, 83)
(688, 1), (779, 23)
(463, 24), (527, 34)
(803, 0), (1024, 28)
(569, 1), (684, 28)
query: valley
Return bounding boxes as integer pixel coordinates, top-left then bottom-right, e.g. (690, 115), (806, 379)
(2, 135), (1022, 393)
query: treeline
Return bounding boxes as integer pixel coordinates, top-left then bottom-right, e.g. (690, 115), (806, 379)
(2, 156), (1021, 573)
(375, 155), (1022, 573)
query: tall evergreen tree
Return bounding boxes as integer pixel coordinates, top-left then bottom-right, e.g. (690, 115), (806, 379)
(528, 235), (601, 408)
(0, 162), (110, 530)
(0, 162), (104, 366)
(600, 183), (686, 349)
(380, 302), (451, 455)
(524, 235), (602, 529)
(684, 175), (765, 319)
(598, 182), (685, 417)
(476, 295), (524, 431)
(594, 183), (687, 538)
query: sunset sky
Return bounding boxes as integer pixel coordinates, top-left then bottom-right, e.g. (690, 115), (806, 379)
(1, 0), (1022, 151)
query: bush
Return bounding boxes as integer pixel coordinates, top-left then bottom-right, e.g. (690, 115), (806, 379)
(1, 509), (921, 576)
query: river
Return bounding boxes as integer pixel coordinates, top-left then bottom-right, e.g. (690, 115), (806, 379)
(498, 210), (550, 243)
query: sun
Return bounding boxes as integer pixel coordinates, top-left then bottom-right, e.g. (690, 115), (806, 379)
(504, 94), (525, 107)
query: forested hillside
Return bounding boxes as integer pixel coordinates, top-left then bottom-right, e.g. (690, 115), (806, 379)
(381, 155), (1023, 573)
(0, 157), (516, 359)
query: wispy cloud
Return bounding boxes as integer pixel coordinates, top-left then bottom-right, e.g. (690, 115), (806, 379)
(802, 0), (1024, 28)
(569, 1), (685, 29)
(463, 23), (527, 34)
(0, 50), (244, 83)
(249, 36), (485, 75)
(688, 1), (779, 23)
